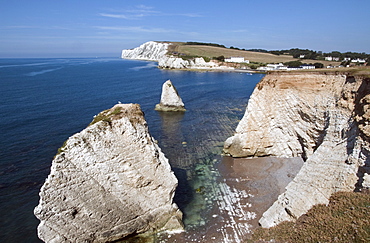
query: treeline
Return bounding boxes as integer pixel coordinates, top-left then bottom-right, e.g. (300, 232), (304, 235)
(248, 48), (370, 62)
(183, 42), (369, 63)
(185, 42), (226, 48)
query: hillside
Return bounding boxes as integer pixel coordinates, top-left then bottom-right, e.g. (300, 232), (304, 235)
(166, 42), (341, 66)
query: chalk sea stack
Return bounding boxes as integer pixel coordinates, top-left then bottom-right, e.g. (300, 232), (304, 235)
(155, 80), (186, 112)
(34, 103), (183, 242)
(224, 71), (370, 228)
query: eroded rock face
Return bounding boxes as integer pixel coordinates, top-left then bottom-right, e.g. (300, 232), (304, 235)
(223, 72), (370, 227)
(155, 80), (186, 112)
(34, 104), (183, 242)
(121, 41), (170, 61)
(158, 56), (221, 70)
(121, 41), (234, 70)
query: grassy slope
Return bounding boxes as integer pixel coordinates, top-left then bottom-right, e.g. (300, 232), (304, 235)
(167, 42), (341, 66)
(249, 191), (370, 243)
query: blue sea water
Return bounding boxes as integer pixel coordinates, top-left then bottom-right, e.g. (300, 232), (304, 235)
(0, 58), (263, 242)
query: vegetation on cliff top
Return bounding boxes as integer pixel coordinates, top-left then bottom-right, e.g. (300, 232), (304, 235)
(166, 42), (369, 69)
(89, 106), (123, 126)
(250, 191), (370, 243)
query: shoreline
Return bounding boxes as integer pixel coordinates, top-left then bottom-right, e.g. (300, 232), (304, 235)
(218, 156), (304, 232)
(158, 66), (265, 73)
(158, 156), (304, 242)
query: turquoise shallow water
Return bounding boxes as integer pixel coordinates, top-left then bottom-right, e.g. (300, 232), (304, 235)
(0, 58), (263, 242)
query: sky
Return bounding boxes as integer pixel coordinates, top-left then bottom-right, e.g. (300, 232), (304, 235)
(1, 0), (369, 58)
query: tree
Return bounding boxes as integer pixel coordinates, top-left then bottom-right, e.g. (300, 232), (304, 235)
(284, 61), (303, 68)
(213, 56), (225, 62)
(313, 62), (324, 68)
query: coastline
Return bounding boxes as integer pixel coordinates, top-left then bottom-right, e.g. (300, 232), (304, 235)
(158, 67), (265, 73)
(218, 156), (304, 231)
(158, 156), (304, 242)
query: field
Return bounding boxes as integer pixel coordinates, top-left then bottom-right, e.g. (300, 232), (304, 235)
(167, 43), (341, 66)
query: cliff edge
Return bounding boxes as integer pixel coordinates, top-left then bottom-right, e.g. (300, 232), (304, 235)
(121, 41), (170, 61)
(223, 71), (370, 227)
(34, 104), (183, 242)
(121, 41), (233, 70)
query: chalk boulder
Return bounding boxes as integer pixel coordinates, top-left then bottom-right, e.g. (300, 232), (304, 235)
(155, 80), (186, 112)
(34, 103), (183, 242)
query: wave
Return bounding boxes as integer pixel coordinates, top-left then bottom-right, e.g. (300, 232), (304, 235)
(25, 67), (63, 76)
(129, 62), (157, 71)
(0, 62), (51, 69)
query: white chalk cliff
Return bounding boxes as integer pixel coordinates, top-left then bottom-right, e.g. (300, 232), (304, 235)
(121, 41), (170, 61)
(121, 41), (233, 70)
(155, 80), (186, 111)
(224, 72), (370, 227)
(34, 104), (183, 242)
(158, 56), (223, 70)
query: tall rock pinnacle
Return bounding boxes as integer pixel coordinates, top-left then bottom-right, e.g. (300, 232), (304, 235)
(34, 103), (183, 242)
(155, 80), (186, 111)
(155, 80), (186, 112)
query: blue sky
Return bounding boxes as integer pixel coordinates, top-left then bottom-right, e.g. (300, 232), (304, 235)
(1, 0), (369, 57)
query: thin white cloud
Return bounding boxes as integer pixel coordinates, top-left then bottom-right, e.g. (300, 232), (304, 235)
(99, 5), (202, 20)
(177, 13), (204, 18)
(95, 26), (172, 33)
(99, 13), (132, 20)
(94, 26), (200, 37)
(2, 25), (72, 30)
(135, 4), (153, 10)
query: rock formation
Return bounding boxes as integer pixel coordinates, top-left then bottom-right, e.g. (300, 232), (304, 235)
(158, 56), (226, 70)
(155, 80), (186, 112)
(34, 103), (183, 242)
(223, 71), (370, 227)
(121, 41), (170, 61)
(121, 41), (234, 70)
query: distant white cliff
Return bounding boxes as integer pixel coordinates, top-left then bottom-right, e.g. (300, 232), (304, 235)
(34, 104), (183, 242)
(121, 41), (234, 70)
(224, 72), (370, 228)
(121, 41), (170, 61)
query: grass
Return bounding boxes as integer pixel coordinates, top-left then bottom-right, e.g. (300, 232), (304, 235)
(167, 43), (341, 66)
(249, 191), (370, 243)
(89, 106), (123, 126)
(277, 65), (370, 77)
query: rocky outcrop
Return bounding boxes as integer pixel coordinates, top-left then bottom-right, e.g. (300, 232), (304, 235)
(223, 72), (370, 227)
(121, 41), (235, 70)
(158, 56), (230, 70)
(155, 80), (186, 112)
(121, 41), (170, 61)
(34, 104), (183, 242)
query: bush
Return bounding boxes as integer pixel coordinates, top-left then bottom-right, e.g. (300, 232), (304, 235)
(213, 56), (225, 62)
(284, 60), (303, 68)
(313, 62), (324, 68)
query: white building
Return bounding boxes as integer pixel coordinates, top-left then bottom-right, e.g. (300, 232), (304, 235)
(257, 63), (316, 71)
(351, 58), (366, 63)
(300, 65), (316, 69)
(325, 56), (340, 61)
(257, 63), (286, 71)
(224, 57), (250, 63)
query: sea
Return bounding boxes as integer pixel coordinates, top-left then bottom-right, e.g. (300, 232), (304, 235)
(0, 57), (264, 242)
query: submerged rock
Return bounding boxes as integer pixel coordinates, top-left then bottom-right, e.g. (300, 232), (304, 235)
(155, 80), (186, 112)
(34, 103), (183, 242)
(224, 72), (370, 228)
